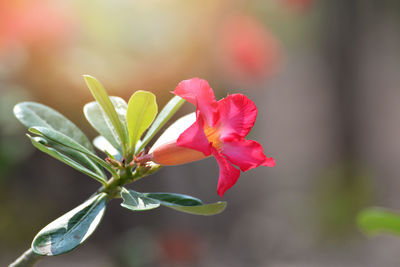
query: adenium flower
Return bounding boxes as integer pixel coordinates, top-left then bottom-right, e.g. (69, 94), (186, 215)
(139, 78), (275, 197)
(217, 13), (281, 81)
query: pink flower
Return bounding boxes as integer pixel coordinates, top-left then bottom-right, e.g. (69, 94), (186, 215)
(145, 78), (275, 197)
(0, 0), (74, 55)
(217, 13), (282, 82)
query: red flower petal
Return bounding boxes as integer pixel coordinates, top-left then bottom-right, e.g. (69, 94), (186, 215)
(173, 78), (219, 127)
(222, 139), (275, 172)
(177, 114), (212, 156)
(212, 148), (241, 197)
(218, 94), (258, 140)
(170, 78), (275, 197)
(262, 156), (276, 167)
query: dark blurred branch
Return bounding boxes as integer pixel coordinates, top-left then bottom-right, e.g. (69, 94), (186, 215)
(323, 0), (362, 162)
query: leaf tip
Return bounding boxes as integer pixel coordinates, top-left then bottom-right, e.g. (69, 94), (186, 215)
(82, 74), (95, 80)
(82, 75), (101, 87)
(13, 102), (22, 116)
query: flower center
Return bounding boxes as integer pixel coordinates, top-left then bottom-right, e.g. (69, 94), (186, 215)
(204, 126), (223, 151)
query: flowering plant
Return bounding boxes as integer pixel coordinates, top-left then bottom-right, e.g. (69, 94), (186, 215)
(9, 76), (274, 266)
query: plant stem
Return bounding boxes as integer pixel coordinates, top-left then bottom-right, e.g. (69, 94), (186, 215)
(9, 248), (43, 267)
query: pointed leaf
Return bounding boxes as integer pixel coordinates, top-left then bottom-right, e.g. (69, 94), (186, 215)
(32, 193), (107, 256)
(126, 90), (158, 151)
(144, 192), (203, 206)
(150, 112), (196, 153)
(13, 102), (94, 152)
(162, 201), (227, 216)
(358, 207), (400, 236)
(144, 192), (226, 215)
(30, 127), (116, 177)
(93, 135), (121, 160)
(47, 140), (106, 179)
(83, 75), (128, 153)
(137, 95), (185, 153)
(120, 188), (160, 211)
(84, 96), (128, 155)
(121, 189), (226, 216)
(28, 135), (107, 184)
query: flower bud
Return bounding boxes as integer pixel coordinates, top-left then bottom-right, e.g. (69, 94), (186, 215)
(139, 140), (208, 166)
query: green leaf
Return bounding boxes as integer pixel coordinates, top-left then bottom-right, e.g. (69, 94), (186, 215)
(84, 96), (128, 155)
(13, 102), (94, 152)
(32, 193), (107, 256)
(358, 207), (400, 236)
(120, 188), (160, 211)
(93, 135), (121, 160)
(126, 90), (158, 152)
(136, 95), (185, 153)
(163, 202), (227, 216)
(150, 112), (195, 153)
(29, 126), (116, 177)
(46, 140), (106, 179)
(145, 192), (226, 216)
(28, 135), (107, 184)
(83, 75), (128, 153)
(121, 189), (227, 216)
(144, 192), (203, 206)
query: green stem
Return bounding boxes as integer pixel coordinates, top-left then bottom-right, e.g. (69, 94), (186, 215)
(9, 248), (43, 267)
(131, 164), (162, 183)
(99, 165), (134, 199)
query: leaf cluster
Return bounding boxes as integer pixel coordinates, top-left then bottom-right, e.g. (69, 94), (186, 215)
(13, 75), (226, 256)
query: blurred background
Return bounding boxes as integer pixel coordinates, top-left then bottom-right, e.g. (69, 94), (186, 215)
(2, 0), (400, 266)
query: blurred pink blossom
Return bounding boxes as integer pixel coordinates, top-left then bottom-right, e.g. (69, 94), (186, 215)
(216, 13), (282, 82)
(0, 0), (75, 54)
